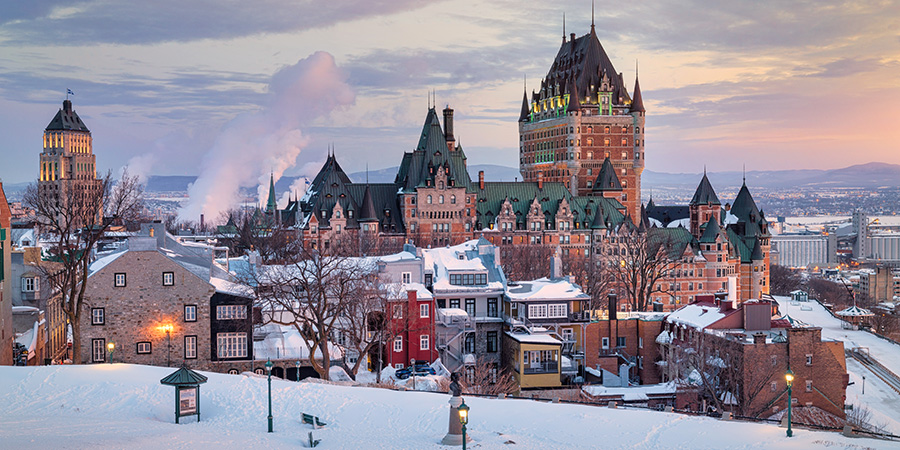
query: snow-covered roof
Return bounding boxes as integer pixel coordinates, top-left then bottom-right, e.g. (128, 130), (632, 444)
(582, 382), (676, 401)
(385, 282), (433, 300)
(210, 277), (254, 298)
(665, 302), (729, 330)
(88, 250), (127, 276)
(422, 240), (506, 294)
(253, 323), (344, 361)
(505, 331), (561, 345)
(506, 277), (590, 302)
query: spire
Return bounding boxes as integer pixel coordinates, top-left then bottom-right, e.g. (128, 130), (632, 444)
(266, 172), (277, 213)
(592, 157), (623, 192)
(689, 172), (720, 206)
(359, 184), (378, 222)
(562, 13), (566, 43)
(591, 0), (595, 33)
(631, 63), (645, 113)
(566, 77), (581, 113)
(519, 89), (531, 122)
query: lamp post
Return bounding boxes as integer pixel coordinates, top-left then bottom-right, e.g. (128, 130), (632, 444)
(296, 360), (301, 382)
(862, 375), (866, 395)
(785, 369), (794, 438)
(106, 342), (115, 363)
(458, 400), (469, 450)
(159, 324), (174, 367)
(266, 358), (274, 433)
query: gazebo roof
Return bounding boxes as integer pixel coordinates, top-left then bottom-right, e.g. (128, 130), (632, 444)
(835, 305), (873, 317)
(160, 366), (209, 386)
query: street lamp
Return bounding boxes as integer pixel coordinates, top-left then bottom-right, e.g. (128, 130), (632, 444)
(458, 400), (470, 450)
(158, 324), (174, 367)
(296, 360), (301, 382)
(785, 369), (794, 438)
(266, 358), (274, 433)
(106, 342), (115, 363)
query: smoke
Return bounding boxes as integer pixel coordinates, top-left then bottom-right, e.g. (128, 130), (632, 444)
(179, 51), (355, 221)
(277, 176), (309, 208)
(120, 153), (156, 185)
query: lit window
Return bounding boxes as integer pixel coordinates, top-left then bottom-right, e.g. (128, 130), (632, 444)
(217, 332), (247, 358)
(91, 339), (106, 362)
(185, 336), (197, 359)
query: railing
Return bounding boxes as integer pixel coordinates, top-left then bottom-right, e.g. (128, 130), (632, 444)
(567, 311), (590, 322)
(523, 361), (559, 374)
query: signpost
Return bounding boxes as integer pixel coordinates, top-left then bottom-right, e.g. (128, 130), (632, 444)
(160, 365), (208, 424)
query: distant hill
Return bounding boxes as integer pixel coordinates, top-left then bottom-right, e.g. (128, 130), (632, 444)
(138, 162), (900, 194)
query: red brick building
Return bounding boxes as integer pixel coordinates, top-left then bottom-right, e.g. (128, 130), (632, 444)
(386, 287), (437, 369)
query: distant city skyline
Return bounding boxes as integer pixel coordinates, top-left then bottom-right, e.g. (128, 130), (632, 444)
(1, 0), (898, 187)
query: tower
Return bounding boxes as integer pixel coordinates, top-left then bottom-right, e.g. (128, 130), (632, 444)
(519, 22), (645, 220)
(39, 99), (101, 224)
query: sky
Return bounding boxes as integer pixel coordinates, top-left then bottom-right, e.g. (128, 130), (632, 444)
(1, 0), (899, 195)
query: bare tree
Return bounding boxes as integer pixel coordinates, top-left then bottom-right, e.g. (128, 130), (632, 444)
(563, 251), (613, 312)
(500, 244), (552, 282)
(461, 357), (518, 396)
(769, 264), (801, 296)
(24, 169), (144, 362)
(609, 227), (683, 312)
(256, 242), (376, 380)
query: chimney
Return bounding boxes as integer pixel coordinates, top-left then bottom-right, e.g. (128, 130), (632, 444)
(570, 33), (576, 51)
(537, 171), (544, 190)
(752, 333), (767, 345)
(443, 106), (455, 151)
(200, 214), (205, 231)
(608, 293), (618, 321)
(478, 171), (485, 190)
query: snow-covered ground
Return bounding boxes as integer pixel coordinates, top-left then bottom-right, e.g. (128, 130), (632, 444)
(1, 364), (896, 449)
(774, 295), (900, 434)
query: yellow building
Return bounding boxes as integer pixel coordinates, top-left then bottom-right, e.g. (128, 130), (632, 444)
(504, 330), (562, 389)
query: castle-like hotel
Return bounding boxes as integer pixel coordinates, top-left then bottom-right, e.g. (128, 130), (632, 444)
(279, 24), (771, 308)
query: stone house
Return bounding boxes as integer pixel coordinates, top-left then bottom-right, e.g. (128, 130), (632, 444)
(79, 223), (254, 371)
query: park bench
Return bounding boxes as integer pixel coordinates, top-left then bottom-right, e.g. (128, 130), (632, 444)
(302, 413), (327, 428)
(307, 431), (321, 448)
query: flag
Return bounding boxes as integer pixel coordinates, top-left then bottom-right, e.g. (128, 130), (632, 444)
(67, 88), (74, 96)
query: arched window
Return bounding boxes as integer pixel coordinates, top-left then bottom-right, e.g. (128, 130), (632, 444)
(439, 195), (444, 204)
(451, 195), (456, 204)
(427, 195), (432, 204)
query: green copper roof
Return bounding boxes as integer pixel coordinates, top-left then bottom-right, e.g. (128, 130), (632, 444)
(699, 216), (722, 243)
(689, 173), (720, 206)
(396, 108), (474, 193)
(266, 173), (277, 213)
(592, 157), (622, 192)
(160, 366), (208, 386)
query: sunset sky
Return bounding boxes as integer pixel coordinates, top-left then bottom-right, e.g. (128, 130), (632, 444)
(1, 0), (899, 188)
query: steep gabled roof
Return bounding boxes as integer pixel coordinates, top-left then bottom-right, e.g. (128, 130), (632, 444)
(300, 154), (360, 228)
(358, 185), (378, 222)
(592, 157), (622, 192)
(46, 100), (90, 132)
(690, 173), (720, 206)
(396, 108), (474, 193)
(519, 90), (531, 121)
(699, 216), (722, 243)
(631, 74), (645, 113)
(537, 28), (630, 107)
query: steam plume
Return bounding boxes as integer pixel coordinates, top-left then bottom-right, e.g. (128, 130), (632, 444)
(179, 51), (354, 220)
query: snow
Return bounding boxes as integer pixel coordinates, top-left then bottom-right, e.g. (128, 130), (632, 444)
(209, 276), (255, 298)
(665, 301), (730, 330)
(505, 331), (561, 345)
(88, 249), (127, 275)
(835, 305), (874, 317)
(0, 364), (889, 449)
(254, 324), (345, 361)
(506, 277), (590, 301)
(582, 382), (677, 401)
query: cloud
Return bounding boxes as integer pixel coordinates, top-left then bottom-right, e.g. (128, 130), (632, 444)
(179, 51), (355, 221)
(808, 58), (885, 78)
(0, 0), (440, 45)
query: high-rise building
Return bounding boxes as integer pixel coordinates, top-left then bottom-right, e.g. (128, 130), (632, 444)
(518, 22), (644, 220)
(39, 99), (101, 224)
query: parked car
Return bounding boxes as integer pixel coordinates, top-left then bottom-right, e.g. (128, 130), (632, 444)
(394, 361), (436, 379)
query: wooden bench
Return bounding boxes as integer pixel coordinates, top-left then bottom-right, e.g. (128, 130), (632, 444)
(302, 413), (327, 428)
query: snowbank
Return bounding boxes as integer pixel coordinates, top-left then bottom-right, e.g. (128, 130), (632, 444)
(0, 364), (891, 449)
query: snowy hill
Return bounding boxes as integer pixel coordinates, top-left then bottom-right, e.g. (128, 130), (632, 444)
(0, 365), (892, 449)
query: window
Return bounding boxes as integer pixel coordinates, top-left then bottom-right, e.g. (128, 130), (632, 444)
(136, 342), (151, 354)
(451, 195), (456, 204)
(217, 332), (247, 358)
(487, 331), (498, 353)
(184, 305), (197, 322)
(487, 298), (498, 318)
(771, 381), (777, 392)
(184, 335), (197, 359)
(639, 337), (644, 349)
(548, 303), (567, 318)
(92, 338), (106, 362)
(420, 303), (430, 318)
(20, 276), (38, 292)
(806, 354), (813, 366)
(464, 333), (475, 353)
(528, 304), (548, 319)
(91, 308), (105, 325)
(228, 369), (240, 375)
(114, 273), (126, 287)
(601, 337), (610, 349)
(427, 195), (432, 204)
(394, 363), (404, 369)
(465, 298), (476, 316)
(449, 298), (460, 309)
(439, 195), (444, 204)
(402, 272), (411, 284)
(162, 272), (174, 286)
(806, 380), (813, 392)
(616, 337), (626, 348)
(420, 334), (430, 351)
(216, 305), (247, 320)
(393, 304), (403, 319)
(393, 336), (403, 352)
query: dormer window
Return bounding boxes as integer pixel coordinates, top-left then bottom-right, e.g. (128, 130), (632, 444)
(347, 210), (353, 218)
(335, 211), (341, 218)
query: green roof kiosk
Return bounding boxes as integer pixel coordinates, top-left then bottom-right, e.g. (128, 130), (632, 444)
(160, 365), (208, 424)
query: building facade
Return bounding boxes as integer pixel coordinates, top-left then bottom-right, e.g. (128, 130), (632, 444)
(0, 182), (12, 365)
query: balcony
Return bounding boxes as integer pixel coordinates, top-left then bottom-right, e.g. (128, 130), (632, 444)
(523, 361), (559, 375)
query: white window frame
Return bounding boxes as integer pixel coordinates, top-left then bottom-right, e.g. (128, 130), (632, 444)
(114, 273), (126, 287)
(92, 338), (106, 362)
(601, 337), (610, 349)
(21, 276), (37, 292)
(548, 303), (567, 318)
(185, 335), (197, 359)
(528, 304), (548, 319)
(91, 308), (105, 325)
(217, 332), (247, 358)
(184, 305), (197, 322)
(136, 342), (151, 354)
(806, 380), (813, 392)
(216, 304), (247, 320)
(806, 354), (813, 366)
(420, 303), (430, 318)
(402, 272), (411, 284)
(393, 336), (403, 352)
(163, 272), (174, 286)
(420, 334), (430, 351)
